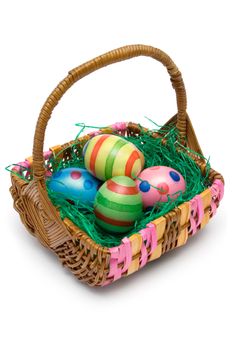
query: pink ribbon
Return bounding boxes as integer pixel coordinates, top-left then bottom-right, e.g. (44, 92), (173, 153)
(12, 160), (30, 175)
(89, 130), (100, 137)
(110, 122), (127, 131)
(107, 223), (158, 281)
(189, 194), (204, 235)
(210, 179), (224, 216)
(140, 223), (157, 268)
(44, 150), (52, 160)
(12, 150), (52, 176)
(108, 237), (132, 281)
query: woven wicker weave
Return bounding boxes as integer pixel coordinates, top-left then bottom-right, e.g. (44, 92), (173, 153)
(10, 45), (224, 286)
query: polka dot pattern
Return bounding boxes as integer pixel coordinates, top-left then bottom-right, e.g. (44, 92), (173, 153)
(149, 166), (160, 170)
(139, 181), (150, 192)
(84, 180), (93, 190)
(169, 170), (180, 182)
(49, 167), (102, 206)
(71, 171), (82, 180)
(135, 166), (186, 208)
(157, 182), (169, 195)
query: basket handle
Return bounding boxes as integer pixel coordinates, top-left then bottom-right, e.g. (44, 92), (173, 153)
(32, 44), (187, 181)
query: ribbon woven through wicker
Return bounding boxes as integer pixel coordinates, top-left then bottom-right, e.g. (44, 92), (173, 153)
(10, 45), (224, 286)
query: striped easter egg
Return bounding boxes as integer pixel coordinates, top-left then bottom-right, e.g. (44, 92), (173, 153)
(94, 176), (143, 233)
(84, 134), (144, 181)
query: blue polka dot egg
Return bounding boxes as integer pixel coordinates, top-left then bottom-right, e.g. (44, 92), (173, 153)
(48, 167), (102, 206)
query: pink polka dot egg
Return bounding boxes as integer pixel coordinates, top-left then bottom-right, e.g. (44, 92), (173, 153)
(135, 166), (186, 209)
(48, 167), (102, 206)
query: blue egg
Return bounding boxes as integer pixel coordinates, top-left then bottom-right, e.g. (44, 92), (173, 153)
(48, 167), (101, 206)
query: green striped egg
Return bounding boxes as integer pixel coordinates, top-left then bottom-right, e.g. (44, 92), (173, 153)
(94, 176), (143, 233)
(84, 134), (144, 181)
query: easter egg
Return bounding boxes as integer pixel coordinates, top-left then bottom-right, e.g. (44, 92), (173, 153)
(84, 134), (144, 181)
(82, 139), (90, 157)
(48, 167), (102, 206)
(135, 166), (186, 209)
(94, 176), (143, 233)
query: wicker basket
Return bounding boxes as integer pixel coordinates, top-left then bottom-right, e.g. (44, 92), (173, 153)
(10, 45), (224, 286)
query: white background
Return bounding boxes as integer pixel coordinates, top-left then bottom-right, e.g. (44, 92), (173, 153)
(0, 1), (232, 349)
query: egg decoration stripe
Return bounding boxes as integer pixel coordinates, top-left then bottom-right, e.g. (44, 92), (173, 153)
(84, 134), (144, 180)
(95, 136), (122, 178)
(100, 184), (140, 208)
(94, 176), (143, 233)
(125, 150), (141, 177)
(95, 192), (142, 212)
(105, 138), (128, 179)
(95, 210), (134, 227)
(106, 178), (139, 195)
(131, 158), (142, 179)
(89, 134), (110, 175)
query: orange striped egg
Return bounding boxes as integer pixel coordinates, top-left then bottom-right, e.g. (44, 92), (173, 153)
(94, 176), (143, 233)
(84, 134), (144, 181)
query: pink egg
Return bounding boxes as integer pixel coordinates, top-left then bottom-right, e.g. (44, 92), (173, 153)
(135, 166), (186, 209)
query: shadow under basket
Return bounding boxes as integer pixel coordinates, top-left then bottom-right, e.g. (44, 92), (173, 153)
(9, 45), (224, 286)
